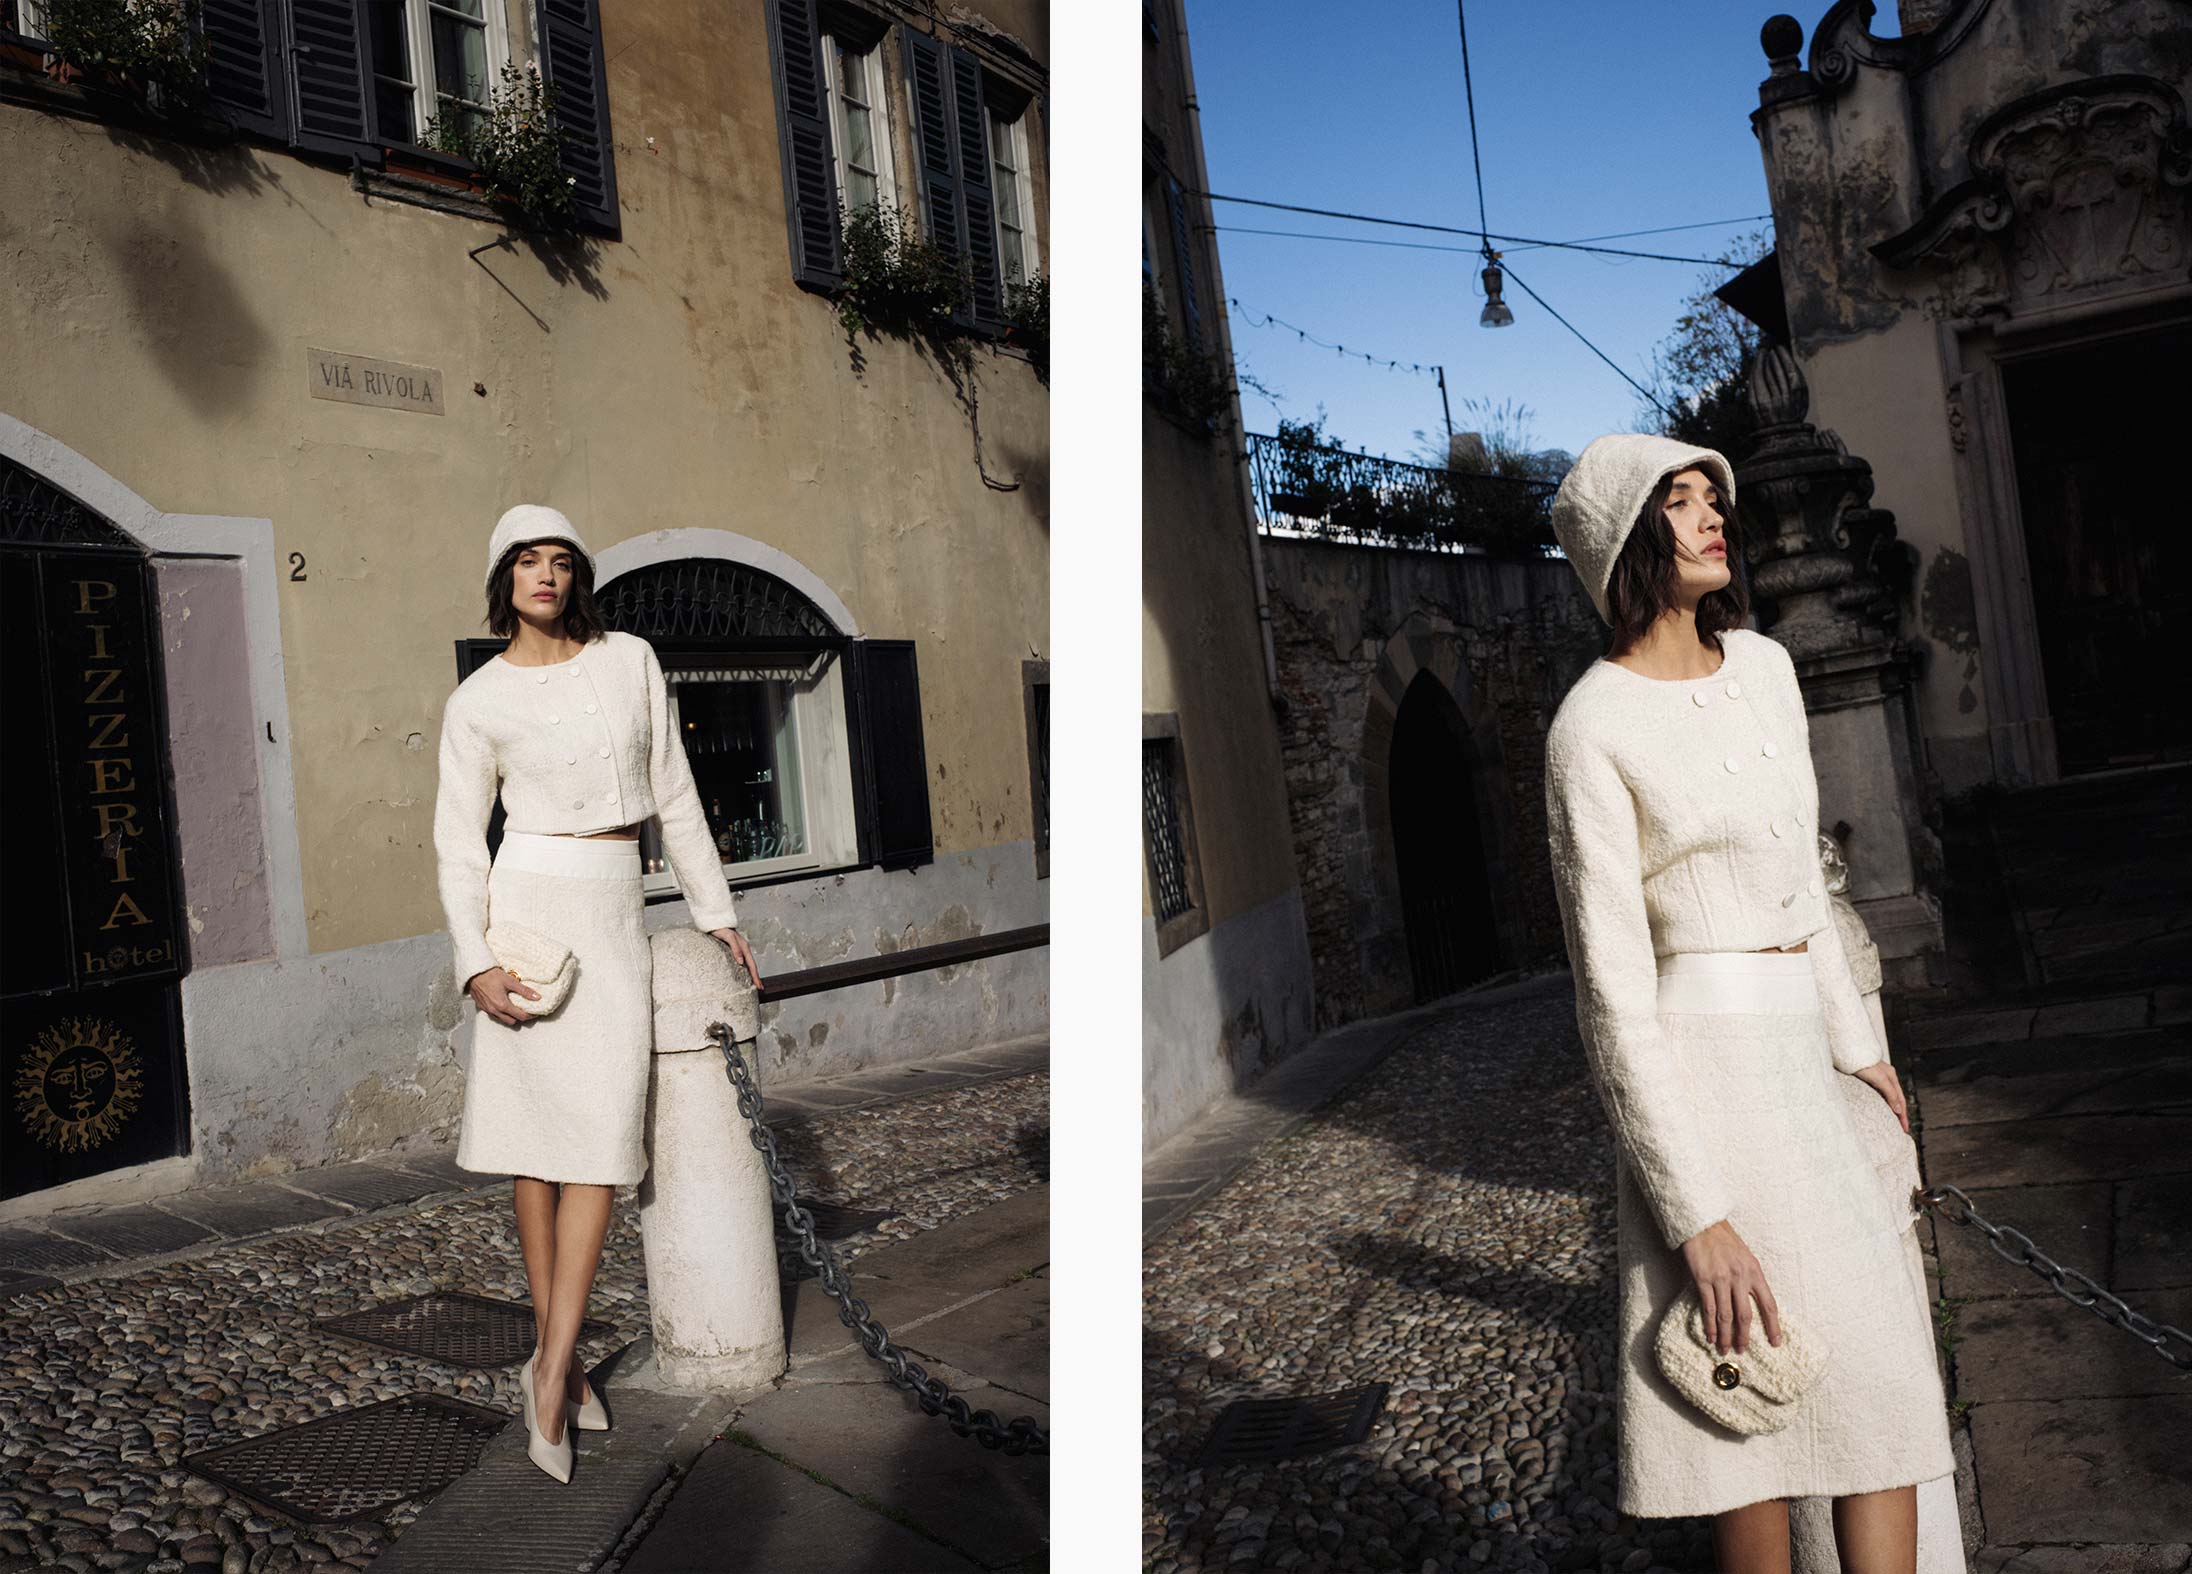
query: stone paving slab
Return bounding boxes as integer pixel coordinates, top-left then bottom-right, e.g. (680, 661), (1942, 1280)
(366, 1387), (734, 1573)
(1922, 1114), (2192, 1190)
(1916, 1048), (2192, 1130)
(619, 1433), (979, 1573)
(2030, 995), (2153, 1037)
(1949, 1290), (2192, 1405)
(380, 1151), (506, 1192)
(156, 1181), (352, 1239)
(1965, 1395), (2192, 1545)
(891, 1274), (1048, 1406)
(1934, 1182), (2115, 1301)
(2116, 1175), (2192, 1291)
(1975, 1545), (2192, 1574)
(39, 1202), (216, 1259)
(0, 1223), (114, 1274)
(278, 1162), (466, 1214)
(1902, 1007), (2040, 1052)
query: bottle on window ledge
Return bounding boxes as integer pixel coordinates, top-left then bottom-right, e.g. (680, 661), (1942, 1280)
(710, 797), (733, 858)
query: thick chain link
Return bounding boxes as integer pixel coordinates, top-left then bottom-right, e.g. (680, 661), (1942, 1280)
(711, 1024), (1049, 1455)
(1919, 1184), (2192, 1369)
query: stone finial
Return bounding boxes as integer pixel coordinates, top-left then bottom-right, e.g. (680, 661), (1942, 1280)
(1760, 15), (1804, 74)
(1747, 340), (1811, 429)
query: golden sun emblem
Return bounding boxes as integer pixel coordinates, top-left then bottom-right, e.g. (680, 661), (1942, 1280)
(12, 1016), (144, 1153)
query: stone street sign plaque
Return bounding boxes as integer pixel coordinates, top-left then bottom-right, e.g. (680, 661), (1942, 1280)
(306, 347), (444, 415)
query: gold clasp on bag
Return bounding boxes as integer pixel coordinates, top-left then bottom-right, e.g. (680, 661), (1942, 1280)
(1712, 1362), (1741, 1390)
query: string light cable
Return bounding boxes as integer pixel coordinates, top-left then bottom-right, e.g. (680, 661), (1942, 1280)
(1227, 299), (1442, 377)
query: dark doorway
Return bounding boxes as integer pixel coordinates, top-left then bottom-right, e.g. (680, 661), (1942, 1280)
(1388, 672), (1500, 1002)
(2002, 322), (2192, 775)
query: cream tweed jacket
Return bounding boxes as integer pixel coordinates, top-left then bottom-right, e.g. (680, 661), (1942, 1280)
(1543, 627), (1884, 1249)
(433, 630), (738, 986)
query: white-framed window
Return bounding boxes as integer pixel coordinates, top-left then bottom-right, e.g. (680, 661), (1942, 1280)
(1143, 178), (1164, 294)
(988, 104), (1037, 285)
(8, 0), (48, 38)
(820, 30), (896, 212)
(639, 653), (862, 893)
(366, 0), (510, 148)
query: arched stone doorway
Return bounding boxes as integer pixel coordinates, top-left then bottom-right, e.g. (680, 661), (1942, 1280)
(1387, 669), (1502, 1002)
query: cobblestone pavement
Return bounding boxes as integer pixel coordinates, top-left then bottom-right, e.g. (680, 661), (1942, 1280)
(0, 1069), (1048, 1574)
(1144, 988), (1721, 1574)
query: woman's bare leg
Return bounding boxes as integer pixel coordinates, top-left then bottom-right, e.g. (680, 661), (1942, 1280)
(529, 1182), (613, 1446)
(1713, 1497), (1792, 1574)
(1832, 1485), (1916, 1574)
(512, 1177), (603, 1433)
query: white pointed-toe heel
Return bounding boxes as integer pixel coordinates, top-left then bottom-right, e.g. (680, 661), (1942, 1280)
(567, 1375), (608, 1432)
(520, 1352), (573, 1483)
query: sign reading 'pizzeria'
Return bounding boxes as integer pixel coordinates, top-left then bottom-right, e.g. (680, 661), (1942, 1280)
(306, 347), (445, 415)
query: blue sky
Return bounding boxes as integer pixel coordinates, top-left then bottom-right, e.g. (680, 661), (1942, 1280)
(1189, 0), (1817, 463)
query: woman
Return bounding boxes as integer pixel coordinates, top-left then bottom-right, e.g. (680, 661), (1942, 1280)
(1542, 436), (1957, 1573)
(432, 503), (765, 1483)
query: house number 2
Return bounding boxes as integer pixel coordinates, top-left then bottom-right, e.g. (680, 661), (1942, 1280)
(289, 553), (307, 581)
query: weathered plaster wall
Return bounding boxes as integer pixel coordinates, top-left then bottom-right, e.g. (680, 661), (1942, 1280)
(1263, 541), (1601, 1027)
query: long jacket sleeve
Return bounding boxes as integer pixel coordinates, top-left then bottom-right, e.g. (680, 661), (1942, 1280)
(433, 700), (503, 988)
(1544, 722), (1735, 1250)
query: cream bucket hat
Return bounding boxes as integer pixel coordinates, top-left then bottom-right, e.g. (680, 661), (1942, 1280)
(486, 503), (596, 585)
(1550, 434), (1735, 625)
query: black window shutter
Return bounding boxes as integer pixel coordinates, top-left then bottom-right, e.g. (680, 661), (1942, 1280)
(200, 0), (290, 140)
(848, 639), (934, 872)
(766, 0), (842, 291)
(902, 30), (965, 295)
(538, 0), (619, 235)
(1166, 174), (1204, 355)
(283, 0), (374, 158)
(947, 46), (1004, 334)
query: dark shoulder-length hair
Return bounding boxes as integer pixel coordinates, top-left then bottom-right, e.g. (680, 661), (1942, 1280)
(1604, 468), (1749, 656)
(485, 538), (609, 643)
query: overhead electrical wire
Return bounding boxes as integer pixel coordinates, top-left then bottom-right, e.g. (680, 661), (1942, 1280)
(1496, 257), (1675, 420)
(1456, 0), (1490, 240)
(1228, 298), (1441, 377)
(1203, 193), (1757, 267)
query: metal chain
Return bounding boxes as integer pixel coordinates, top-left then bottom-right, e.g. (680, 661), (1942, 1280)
(1919, 1184), (2192, 1369)
(710, 1024), (1049, 1455)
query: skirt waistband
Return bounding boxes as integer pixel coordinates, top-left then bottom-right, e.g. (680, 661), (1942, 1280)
(493, 828), (642, 879)
(1655, 949), (1818, 1015)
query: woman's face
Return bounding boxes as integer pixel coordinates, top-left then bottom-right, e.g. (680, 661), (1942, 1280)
(510, 541), (576, 626)
(1662, 467), (1730, 602)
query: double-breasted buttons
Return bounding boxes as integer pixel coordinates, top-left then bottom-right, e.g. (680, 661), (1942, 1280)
(1807, 877), (1823, 898)
(571, 797), (585, 810)
(1761, 740), (1779, 758)
(547, 713), (561, 724)
(1781, 892), (1797, 908)
(1724, 756), (1742, 774)
(565, 754), (578, 765)
(1692, 690), (1710, 708)
(535, 673), (549, 685)
(1769, 818), (1785, 838)
(1725, 679), (1742, 699)
(584, 703), (598, 714)
(598, 746), (611, 758)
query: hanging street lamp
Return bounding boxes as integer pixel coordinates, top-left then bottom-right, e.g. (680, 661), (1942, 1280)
(1479, 249), (1514, 328)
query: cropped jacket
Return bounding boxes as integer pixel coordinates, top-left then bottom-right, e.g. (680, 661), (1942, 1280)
(1542, 627), (1884, 1249)
(432, 629), (738, 986)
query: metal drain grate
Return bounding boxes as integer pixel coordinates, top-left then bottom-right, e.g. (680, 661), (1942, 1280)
(1199, 1383), (1389, 1465)
(793, 1201), (902, 1240)
(314, 1291), (614, 1368)
(182, 1395), (509, 1525)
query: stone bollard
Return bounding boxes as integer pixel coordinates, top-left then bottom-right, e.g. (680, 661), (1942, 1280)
(634, 928), (786, 1395)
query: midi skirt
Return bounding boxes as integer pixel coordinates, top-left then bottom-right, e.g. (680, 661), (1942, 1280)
(1612, 950), (1955, 1519)
(455, 830), (655, 1186)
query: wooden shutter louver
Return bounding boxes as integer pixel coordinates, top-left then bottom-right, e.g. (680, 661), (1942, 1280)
(538, 0), (619, 234)
(849, 639), (934, 871)
(948, 46), (1004, 333)
(283, 0), (373, 158)
(767, 0), (842, 290)
(902, 29), (965, 298)
(199, 0), (289, 140)
(1166, 174), (1204, 355)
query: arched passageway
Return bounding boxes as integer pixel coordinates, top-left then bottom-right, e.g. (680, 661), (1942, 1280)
(1388, 670), (1501, 1003)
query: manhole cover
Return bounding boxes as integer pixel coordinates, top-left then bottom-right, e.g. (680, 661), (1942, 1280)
(1199, 1383), (1389, 1465)
(789, 1201), (901, 1241)
(314, 1291), (614, 1368)
(182, 1395), (508, 1525)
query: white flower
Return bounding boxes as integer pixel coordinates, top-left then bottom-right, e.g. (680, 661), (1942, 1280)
(566, 176), (576, 184)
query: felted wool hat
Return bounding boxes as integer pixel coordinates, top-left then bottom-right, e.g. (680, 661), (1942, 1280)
(1550, 434), (1736, 625)
(486, 503), (595, 584)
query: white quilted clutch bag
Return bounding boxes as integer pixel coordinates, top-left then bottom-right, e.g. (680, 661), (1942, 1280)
(485, 921), (576, 1018)
(1653, 1286), (1829, 1436)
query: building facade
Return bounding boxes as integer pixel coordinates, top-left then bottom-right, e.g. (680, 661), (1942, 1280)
(0, 0), (1049, 1206)
(1141, 0), (1315, 1153)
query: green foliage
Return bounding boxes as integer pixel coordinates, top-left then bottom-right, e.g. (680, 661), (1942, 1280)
(1004, 271), (1047, 376)
(1142, 281), (1229, 433)
(1637, 227), (1774, 461)
(423, 61), (576, 227)
(40, 0), (207, 106)
(836, 199), (967, 342)
(1266, 408), (1554, 554)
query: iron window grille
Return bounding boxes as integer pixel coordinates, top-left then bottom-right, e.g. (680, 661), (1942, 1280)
(1142, 717), (1208, 962)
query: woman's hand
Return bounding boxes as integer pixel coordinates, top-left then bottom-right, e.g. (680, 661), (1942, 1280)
(1679, 1219), (1783, 1356)
(466, 966), (540, 1027)
(1850, 1059), (1909, 1132)
(709, 927), (763, 988)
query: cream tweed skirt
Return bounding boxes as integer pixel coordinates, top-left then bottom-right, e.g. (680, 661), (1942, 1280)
(1612, 950), (1954, 1518)
(455, 830), (654, 1186)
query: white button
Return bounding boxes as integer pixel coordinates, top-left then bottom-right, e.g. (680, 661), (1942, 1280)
(1692, 691), (1710, 709)
(548, 714), (560, 724)
(1781, 892), (1797, 908)
(1770, 819), (1784, 837)
(565, 754), (578, 765)
(535, 674), (548, 685)
(1724, 756), (1742, 774)
(1761, 740), (1779, 758)
(606, 789), (618, 801)
(1807, 878), (1823, 898)
(572, 798), (585, 809)
(598, 746), (611, 758)
(585, 704), (598, 714)
(1725, 679), (1742, 699)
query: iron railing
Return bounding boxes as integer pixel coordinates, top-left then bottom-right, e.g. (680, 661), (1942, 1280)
(1245, 432), (1558, 556)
